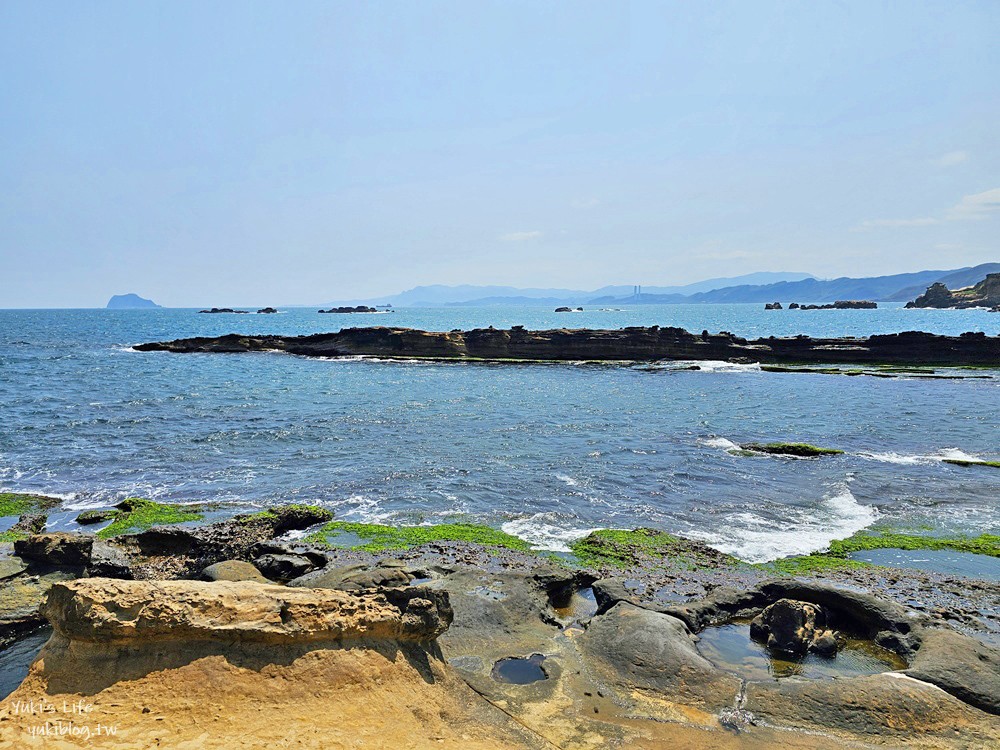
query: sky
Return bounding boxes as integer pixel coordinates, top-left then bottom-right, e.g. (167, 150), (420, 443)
(1, 1), (998, 308)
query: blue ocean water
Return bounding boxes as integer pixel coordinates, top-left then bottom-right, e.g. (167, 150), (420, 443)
(1, 304), (998, 562)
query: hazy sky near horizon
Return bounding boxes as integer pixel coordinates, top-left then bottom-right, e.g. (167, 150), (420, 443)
(2, 1), (998, 307)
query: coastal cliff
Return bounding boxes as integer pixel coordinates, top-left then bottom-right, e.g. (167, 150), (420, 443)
(134, 326), (1000, 366)
(906, 273), (1000, 310)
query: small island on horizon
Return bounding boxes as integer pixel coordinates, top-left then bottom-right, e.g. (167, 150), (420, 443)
(106, 293), (161, 309)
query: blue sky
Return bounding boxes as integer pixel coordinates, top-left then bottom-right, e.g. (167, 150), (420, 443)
(1, 1), (998, 307)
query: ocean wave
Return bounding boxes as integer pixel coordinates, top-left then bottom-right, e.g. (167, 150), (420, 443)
(686, 484), (877, 563)
(858, 447), (987, 465)
(501, 513), (597, 552)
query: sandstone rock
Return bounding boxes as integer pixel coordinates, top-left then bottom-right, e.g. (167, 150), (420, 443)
(42, 578), (453, 644)
(14, 532), (92, 569)
(202, 560), (269, 583)
(578, 601), (741, 710)
(1, 577), (548, 749)
(905, 627), (1000, 715)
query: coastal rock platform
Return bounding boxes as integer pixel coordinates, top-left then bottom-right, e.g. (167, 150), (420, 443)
(134, 326), (1000, 367)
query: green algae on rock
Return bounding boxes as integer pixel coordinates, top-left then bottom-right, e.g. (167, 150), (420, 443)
(569, 528), (738, 570)
(0, 493), (61, 518)
(942, 458), (1000, 470)
(758, 554), (872, 577)
(826, 529), (1000, 558)
(96, 498), (205, 539)
(305, 521), (532, 552)
(740, 442), (845, 457)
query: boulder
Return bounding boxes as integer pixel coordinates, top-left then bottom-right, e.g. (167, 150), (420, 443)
(14, 533), (92, 569)
(253, 552), (317, 582)
(201, 560), (269, 583)
(292, 562), (413, 591)
(905, 627), (1000, 715)
(578, 601), (740, 710)
(750, 598), (838, 656)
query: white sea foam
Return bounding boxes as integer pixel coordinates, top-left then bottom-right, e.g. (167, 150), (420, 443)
(857, 451), (928, 465)
(686, 484), (877, 563)
(859, 447), (987, 465)
(933, 447), (982, 462)
(703, 436), (741, 451)
(501, 513), (597, 552)
(556, 473), (581, 487)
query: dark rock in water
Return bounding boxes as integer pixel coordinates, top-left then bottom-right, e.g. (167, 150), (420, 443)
(14, 533), (92, 569)
(134, 325), (1000, 366)
(764, 302), (782, 310)
(749, 599), (838, 657)
(799, 300), (877, 310)
(906, 273), (1000, 309)
(318, 305), (377, 313)
(201, 560), (269, 583)
(106, 293), (160, 309)
(256, 307), (278, 314)
(741, 442), (844, 457)
(253, 552), (316, 582)
(8, 513), (47, 536)
(198, 307), (249, 314)
(788, 302), (800, 309)
(75, 509), (117, 525)
(554, 307), (572, 312)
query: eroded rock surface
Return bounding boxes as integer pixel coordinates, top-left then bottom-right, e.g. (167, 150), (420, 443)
(0, 578), (546, 749)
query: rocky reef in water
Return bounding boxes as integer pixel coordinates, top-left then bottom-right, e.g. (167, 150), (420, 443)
(906, 273), (1000, 310)
(134, 325), (1000, 366)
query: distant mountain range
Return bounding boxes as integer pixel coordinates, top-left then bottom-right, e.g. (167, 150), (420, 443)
(330, 265), (999, 307)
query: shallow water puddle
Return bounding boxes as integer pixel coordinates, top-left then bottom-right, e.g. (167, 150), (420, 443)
(553, 587), (597, 621)
(697, 621), (906, 681)
(491, 654), (549, 684)
(849, 548), (1000, 581)
(0, 627), (51, 699)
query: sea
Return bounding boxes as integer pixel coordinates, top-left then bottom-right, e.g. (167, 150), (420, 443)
(1, 304), (998, 563)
